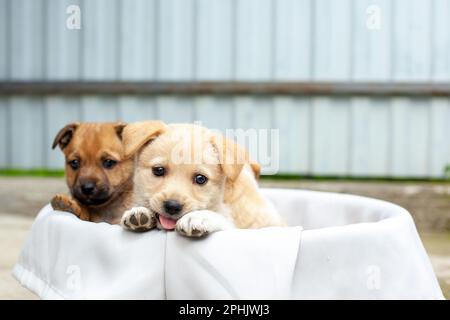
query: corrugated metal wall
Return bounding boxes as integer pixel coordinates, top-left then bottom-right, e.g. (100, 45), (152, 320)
(0, 0), (449, 177)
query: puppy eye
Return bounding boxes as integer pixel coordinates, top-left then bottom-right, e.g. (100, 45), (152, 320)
(152, 166), (165, 177)
(68, 159), (80, 170)
(194, 174), (208, 185)
(103, 159), (117, 169)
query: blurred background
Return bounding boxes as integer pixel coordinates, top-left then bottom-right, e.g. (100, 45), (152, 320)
(0, 0), (449, 299)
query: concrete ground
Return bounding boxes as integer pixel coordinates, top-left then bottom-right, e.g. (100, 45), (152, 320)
(0, 177), (448, 299)
(0, 213), (36, 299)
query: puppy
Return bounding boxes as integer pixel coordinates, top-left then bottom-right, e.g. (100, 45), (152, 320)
(120, 122), (285, 236)
(51, 121), (165, 224)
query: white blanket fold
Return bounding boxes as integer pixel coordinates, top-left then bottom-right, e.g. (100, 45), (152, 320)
(13, 189), (443, 300)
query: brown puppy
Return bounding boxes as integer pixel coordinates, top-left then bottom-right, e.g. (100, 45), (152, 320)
(120, 122), (285, 236)
(51, 121), (164, 224)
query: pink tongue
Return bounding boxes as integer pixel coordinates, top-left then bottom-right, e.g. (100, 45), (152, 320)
(159, 215), (177, 230)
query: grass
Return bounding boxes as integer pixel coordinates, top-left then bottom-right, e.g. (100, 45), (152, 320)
(260, 174), (450, 183)
(445, 164), (450, 179)
(0, 169), (64, 177)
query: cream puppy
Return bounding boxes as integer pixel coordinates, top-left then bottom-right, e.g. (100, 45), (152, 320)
(120, 122), (285, 237)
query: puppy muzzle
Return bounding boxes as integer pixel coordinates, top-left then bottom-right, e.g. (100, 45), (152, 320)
(72, 187), (111, 206)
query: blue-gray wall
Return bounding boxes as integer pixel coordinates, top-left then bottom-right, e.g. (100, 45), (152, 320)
(0, 0), (449, 177)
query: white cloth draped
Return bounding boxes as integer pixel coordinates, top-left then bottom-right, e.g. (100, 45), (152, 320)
(13, 188), (443, 299)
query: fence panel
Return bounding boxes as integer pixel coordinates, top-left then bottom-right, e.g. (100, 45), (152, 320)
(0, 0), (449, 177)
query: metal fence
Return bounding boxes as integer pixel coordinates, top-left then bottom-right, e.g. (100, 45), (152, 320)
(0, 0), (449, 177)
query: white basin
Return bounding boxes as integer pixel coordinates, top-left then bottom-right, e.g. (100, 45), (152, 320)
(13, 188), (444, 299)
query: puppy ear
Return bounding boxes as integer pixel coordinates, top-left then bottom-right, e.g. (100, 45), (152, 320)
(114, 122), (127, 140)
(52, 122), (79, 150)
(250, 161), (261, 179)
(212, 135), (249, 182)
(122, 120), (166, 158)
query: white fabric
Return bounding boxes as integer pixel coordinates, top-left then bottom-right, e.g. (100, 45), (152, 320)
(13, 188), (443, 300)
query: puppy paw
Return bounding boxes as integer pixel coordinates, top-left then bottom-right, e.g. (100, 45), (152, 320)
(175, 210), (233, 238)
(121, 207), (156, 232)
(51, 194), (90, 221)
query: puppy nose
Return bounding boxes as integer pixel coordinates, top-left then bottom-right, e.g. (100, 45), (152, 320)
(163, 200), (183, 215)
(81, 182), (96, 195)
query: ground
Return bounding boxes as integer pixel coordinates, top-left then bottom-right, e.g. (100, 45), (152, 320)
(0, 177), (448, 299)
(0, 213), (36, 299)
